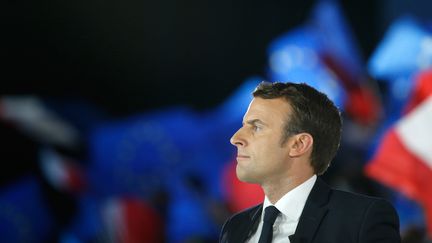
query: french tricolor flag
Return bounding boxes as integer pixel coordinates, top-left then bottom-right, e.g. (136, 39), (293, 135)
(365, 94), (432, 235)
(101, 198), (164, 243)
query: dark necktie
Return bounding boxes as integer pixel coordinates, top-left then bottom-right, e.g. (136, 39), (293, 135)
(258, 206), (280, 243)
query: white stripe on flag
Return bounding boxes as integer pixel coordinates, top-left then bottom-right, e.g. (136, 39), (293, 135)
(396, 95), (432, 168)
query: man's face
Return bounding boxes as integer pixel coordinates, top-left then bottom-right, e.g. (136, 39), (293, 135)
(230, 97), (294, 185)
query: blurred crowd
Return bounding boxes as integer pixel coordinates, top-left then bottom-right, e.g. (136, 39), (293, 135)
(1, 0), (432, 242)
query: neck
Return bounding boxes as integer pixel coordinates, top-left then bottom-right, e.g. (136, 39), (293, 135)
(262, 173), (314, 204)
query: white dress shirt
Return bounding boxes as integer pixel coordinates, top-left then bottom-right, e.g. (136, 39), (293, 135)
(247, 175), (317, 243)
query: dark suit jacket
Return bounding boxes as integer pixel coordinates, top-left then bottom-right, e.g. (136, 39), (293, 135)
(220, 177), (400, 243)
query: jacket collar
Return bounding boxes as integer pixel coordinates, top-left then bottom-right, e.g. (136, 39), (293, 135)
(289, 177), (331, 243)
(222, 203), (263, 243)
(235, 204), (262, 242)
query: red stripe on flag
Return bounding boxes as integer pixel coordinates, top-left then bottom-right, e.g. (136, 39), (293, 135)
(365, 129), (432, 235)
(121, 199), (164, 243)
(64, 161), (86, 193)
(404, 69), (432, 114)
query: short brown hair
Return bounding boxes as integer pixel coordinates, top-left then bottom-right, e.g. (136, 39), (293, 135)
(253, 81), (342, 175)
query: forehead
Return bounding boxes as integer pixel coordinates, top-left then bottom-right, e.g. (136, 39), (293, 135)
(244, 97), (292, 122)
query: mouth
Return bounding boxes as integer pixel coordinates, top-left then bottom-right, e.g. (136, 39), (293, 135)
(236, 154), (250, 160)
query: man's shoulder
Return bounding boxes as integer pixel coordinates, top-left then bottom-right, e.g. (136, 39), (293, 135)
(313, 177), (392, 207)
(308, 178), (396, 219)
(328, 187), (395, 212)
(331, 187), (386, 202)
(302, 180), (401, 242)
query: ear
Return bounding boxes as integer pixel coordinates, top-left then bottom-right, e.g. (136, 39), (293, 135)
(288, 133), (313, 157)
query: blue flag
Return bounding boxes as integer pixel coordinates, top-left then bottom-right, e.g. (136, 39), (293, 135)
(267, 27), (346, 109)
(369, 16), (432, 81)
(368, 17), (432, 130)
(0, 177), (55, 242)
(87, 107), (203, 198)
(308, 0), (365, 80)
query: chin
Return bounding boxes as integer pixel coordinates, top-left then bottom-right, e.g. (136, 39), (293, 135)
(236, 171), (257, 184)
(236, 165), (260, 183)
(235, 169), (248, 182)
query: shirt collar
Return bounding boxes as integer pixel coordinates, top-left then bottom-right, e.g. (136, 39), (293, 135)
(262, 175), (317, 221)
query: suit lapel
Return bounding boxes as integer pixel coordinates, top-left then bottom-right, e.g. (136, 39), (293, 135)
(230, 204), (262, 242)
(289, 177), (331, 243)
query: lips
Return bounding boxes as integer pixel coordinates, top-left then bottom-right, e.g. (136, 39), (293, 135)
(236, 154), (250, 160)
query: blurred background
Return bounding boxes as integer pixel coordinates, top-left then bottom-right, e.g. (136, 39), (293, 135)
(2, 0), (432, 242)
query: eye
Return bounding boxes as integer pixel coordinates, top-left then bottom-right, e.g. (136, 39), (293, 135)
(253, 125), (262, 132)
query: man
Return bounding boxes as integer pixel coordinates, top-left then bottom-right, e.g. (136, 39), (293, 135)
(220, 82), (400, 243)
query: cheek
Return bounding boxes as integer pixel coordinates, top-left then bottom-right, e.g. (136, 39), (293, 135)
(267, 142), (290, 161)
(255, 140), (282, 159)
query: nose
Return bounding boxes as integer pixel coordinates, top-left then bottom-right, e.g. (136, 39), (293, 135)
(230, 127), (246, 147)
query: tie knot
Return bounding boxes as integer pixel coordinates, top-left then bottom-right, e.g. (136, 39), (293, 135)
(263, 206), (280, 224)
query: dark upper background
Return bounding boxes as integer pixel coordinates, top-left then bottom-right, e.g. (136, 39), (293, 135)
(2, 0), (432, 117)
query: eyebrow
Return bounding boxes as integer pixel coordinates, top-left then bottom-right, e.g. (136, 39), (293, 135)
(243, 119), (267, 126)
